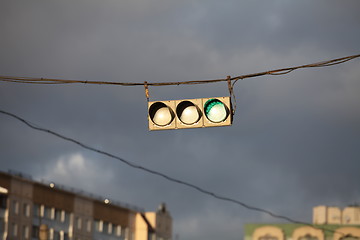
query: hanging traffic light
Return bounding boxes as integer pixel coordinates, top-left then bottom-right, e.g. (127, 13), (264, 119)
(148, 96), (232, 130)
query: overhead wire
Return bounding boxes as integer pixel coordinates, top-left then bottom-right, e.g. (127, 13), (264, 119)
(0, 109), (347, 236)
(0, 54), (359, 86)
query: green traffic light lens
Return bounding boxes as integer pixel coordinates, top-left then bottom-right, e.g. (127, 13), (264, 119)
(204, 99), (229, 123)
(149, 102), (174, 126)
(176, 101), (201, 125)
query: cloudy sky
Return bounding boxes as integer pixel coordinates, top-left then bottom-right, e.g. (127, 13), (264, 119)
(1, 1), (360, 239)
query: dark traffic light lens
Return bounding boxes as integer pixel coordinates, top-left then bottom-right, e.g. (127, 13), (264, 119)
(149, 102), (175, 126)
(176, 101), (201, 125)
(204, 99), (229, 123)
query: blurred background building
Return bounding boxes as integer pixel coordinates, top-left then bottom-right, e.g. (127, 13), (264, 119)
(0, 170), (172, 240)
(245, 205), (360, 240)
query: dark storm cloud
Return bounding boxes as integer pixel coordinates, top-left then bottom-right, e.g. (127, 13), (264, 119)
(184, 1), (360, 55)
(1, 1), (360, 240)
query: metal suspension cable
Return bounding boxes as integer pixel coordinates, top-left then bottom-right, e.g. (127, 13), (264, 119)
(0, 54), (359, 86)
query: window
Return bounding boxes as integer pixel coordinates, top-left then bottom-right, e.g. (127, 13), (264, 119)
(94, 220), (103, 232)
(124, 228), (129, 240)
(45, 206), (51, 219)
(53, 230), (60, 240)
(32, 225), (39, 239)
(23, 203), (30, 217)
(0, 194), (7, 208)
(115, 225), (122, 237)
(103, 221), (109, 234)
(62, 211), (70, 223)
(108, 223), (113, 234)
(63, 232), (69, 240)
(40, 204), (45, 217)
(44, 206), (56, 220)
(12, 223), (18, 237)
(86, 220), (91, 232)
(12, 200), (19, 215)
(51, 207), (55, 219)
(61, 210), (65, 222)
(76, 217), (82, 230)
(49, 228), (53, 240)
(148, 232), (155, 240)
(33, 204), (40, 217)
(55, 209), (62, 222)
(23, 225), (29, 239)
(0, 222), (4, 237)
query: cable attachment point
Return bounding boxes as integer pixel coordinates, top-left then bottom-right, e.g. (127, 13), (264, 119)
(226, 76), (236, 116)
(144, 81), (150, 102)
(226, 76), (232, 96)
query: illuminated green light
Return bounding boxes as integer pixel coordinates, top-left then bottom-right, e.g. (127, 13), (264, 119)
(204, 99), (228, 123)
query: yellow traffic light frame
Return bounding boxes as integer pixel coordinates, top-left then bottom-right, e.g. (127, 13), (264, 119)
(147, 96), (233, 131)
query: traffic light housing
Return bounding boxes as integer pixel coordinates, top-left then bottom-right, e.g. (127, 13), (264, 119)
(148, 96), (232, 130)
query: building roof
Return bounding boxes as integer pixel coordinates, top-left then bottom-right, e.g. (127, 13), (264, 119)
(1, 169), (144, 212)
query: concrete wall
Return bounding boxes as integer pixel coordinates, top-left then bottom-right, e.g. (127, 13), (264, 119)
(313, 205), (360, 225)
(327, 207), (341, 225)
(73, 196), (94, 240)
(134, 213), (149, 240)
(343, 207), (360, 225)
(313, 206), (327, 224)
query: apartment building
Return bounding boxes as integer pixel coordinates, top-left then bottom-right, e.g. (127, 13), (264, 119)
(313, 205), (360, 225)
(0, 170), (172, 240)
(244, 205), (360, 240)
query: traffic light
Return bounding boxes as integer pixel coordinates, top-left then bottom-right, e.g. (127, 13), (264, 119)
(148, 96), (232, 130)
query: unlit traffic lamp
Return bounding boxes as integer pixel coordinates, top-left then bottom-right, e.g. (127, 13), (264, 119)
(148, 96), (232, 130)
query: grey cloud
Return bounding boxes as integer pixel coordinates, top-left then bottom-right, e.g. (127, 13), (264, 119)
(1, 1), (360, 240)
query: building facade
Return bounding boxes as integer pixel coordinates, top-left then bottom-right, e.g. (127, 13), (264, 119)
(0, 171), (172, 240)
(313, 206), (360, 225)
(245, 205), (360, 240)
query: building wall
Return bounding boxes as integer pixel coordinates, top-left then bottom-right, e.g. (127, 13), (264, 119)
(155, 210), (172, 240)
(144, 204), (172, 240)
(0, 175), (10, 240)
(313, 206), (327, 225)
(7, 177), (33, 240)
(145, 212), (156, 230)
(342, 207), (360, 225)
(93, 200), (130, 227)
(33, 183), (75, 213)
(32, 182), (75, 240)
(313, 205), (360, 225)
(245, 223), (360, 240)
(134, 213), (150, 240)
(73, 196), (93, 240)
(327, 207), (341, 225)
(0, 171), (172, 240)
